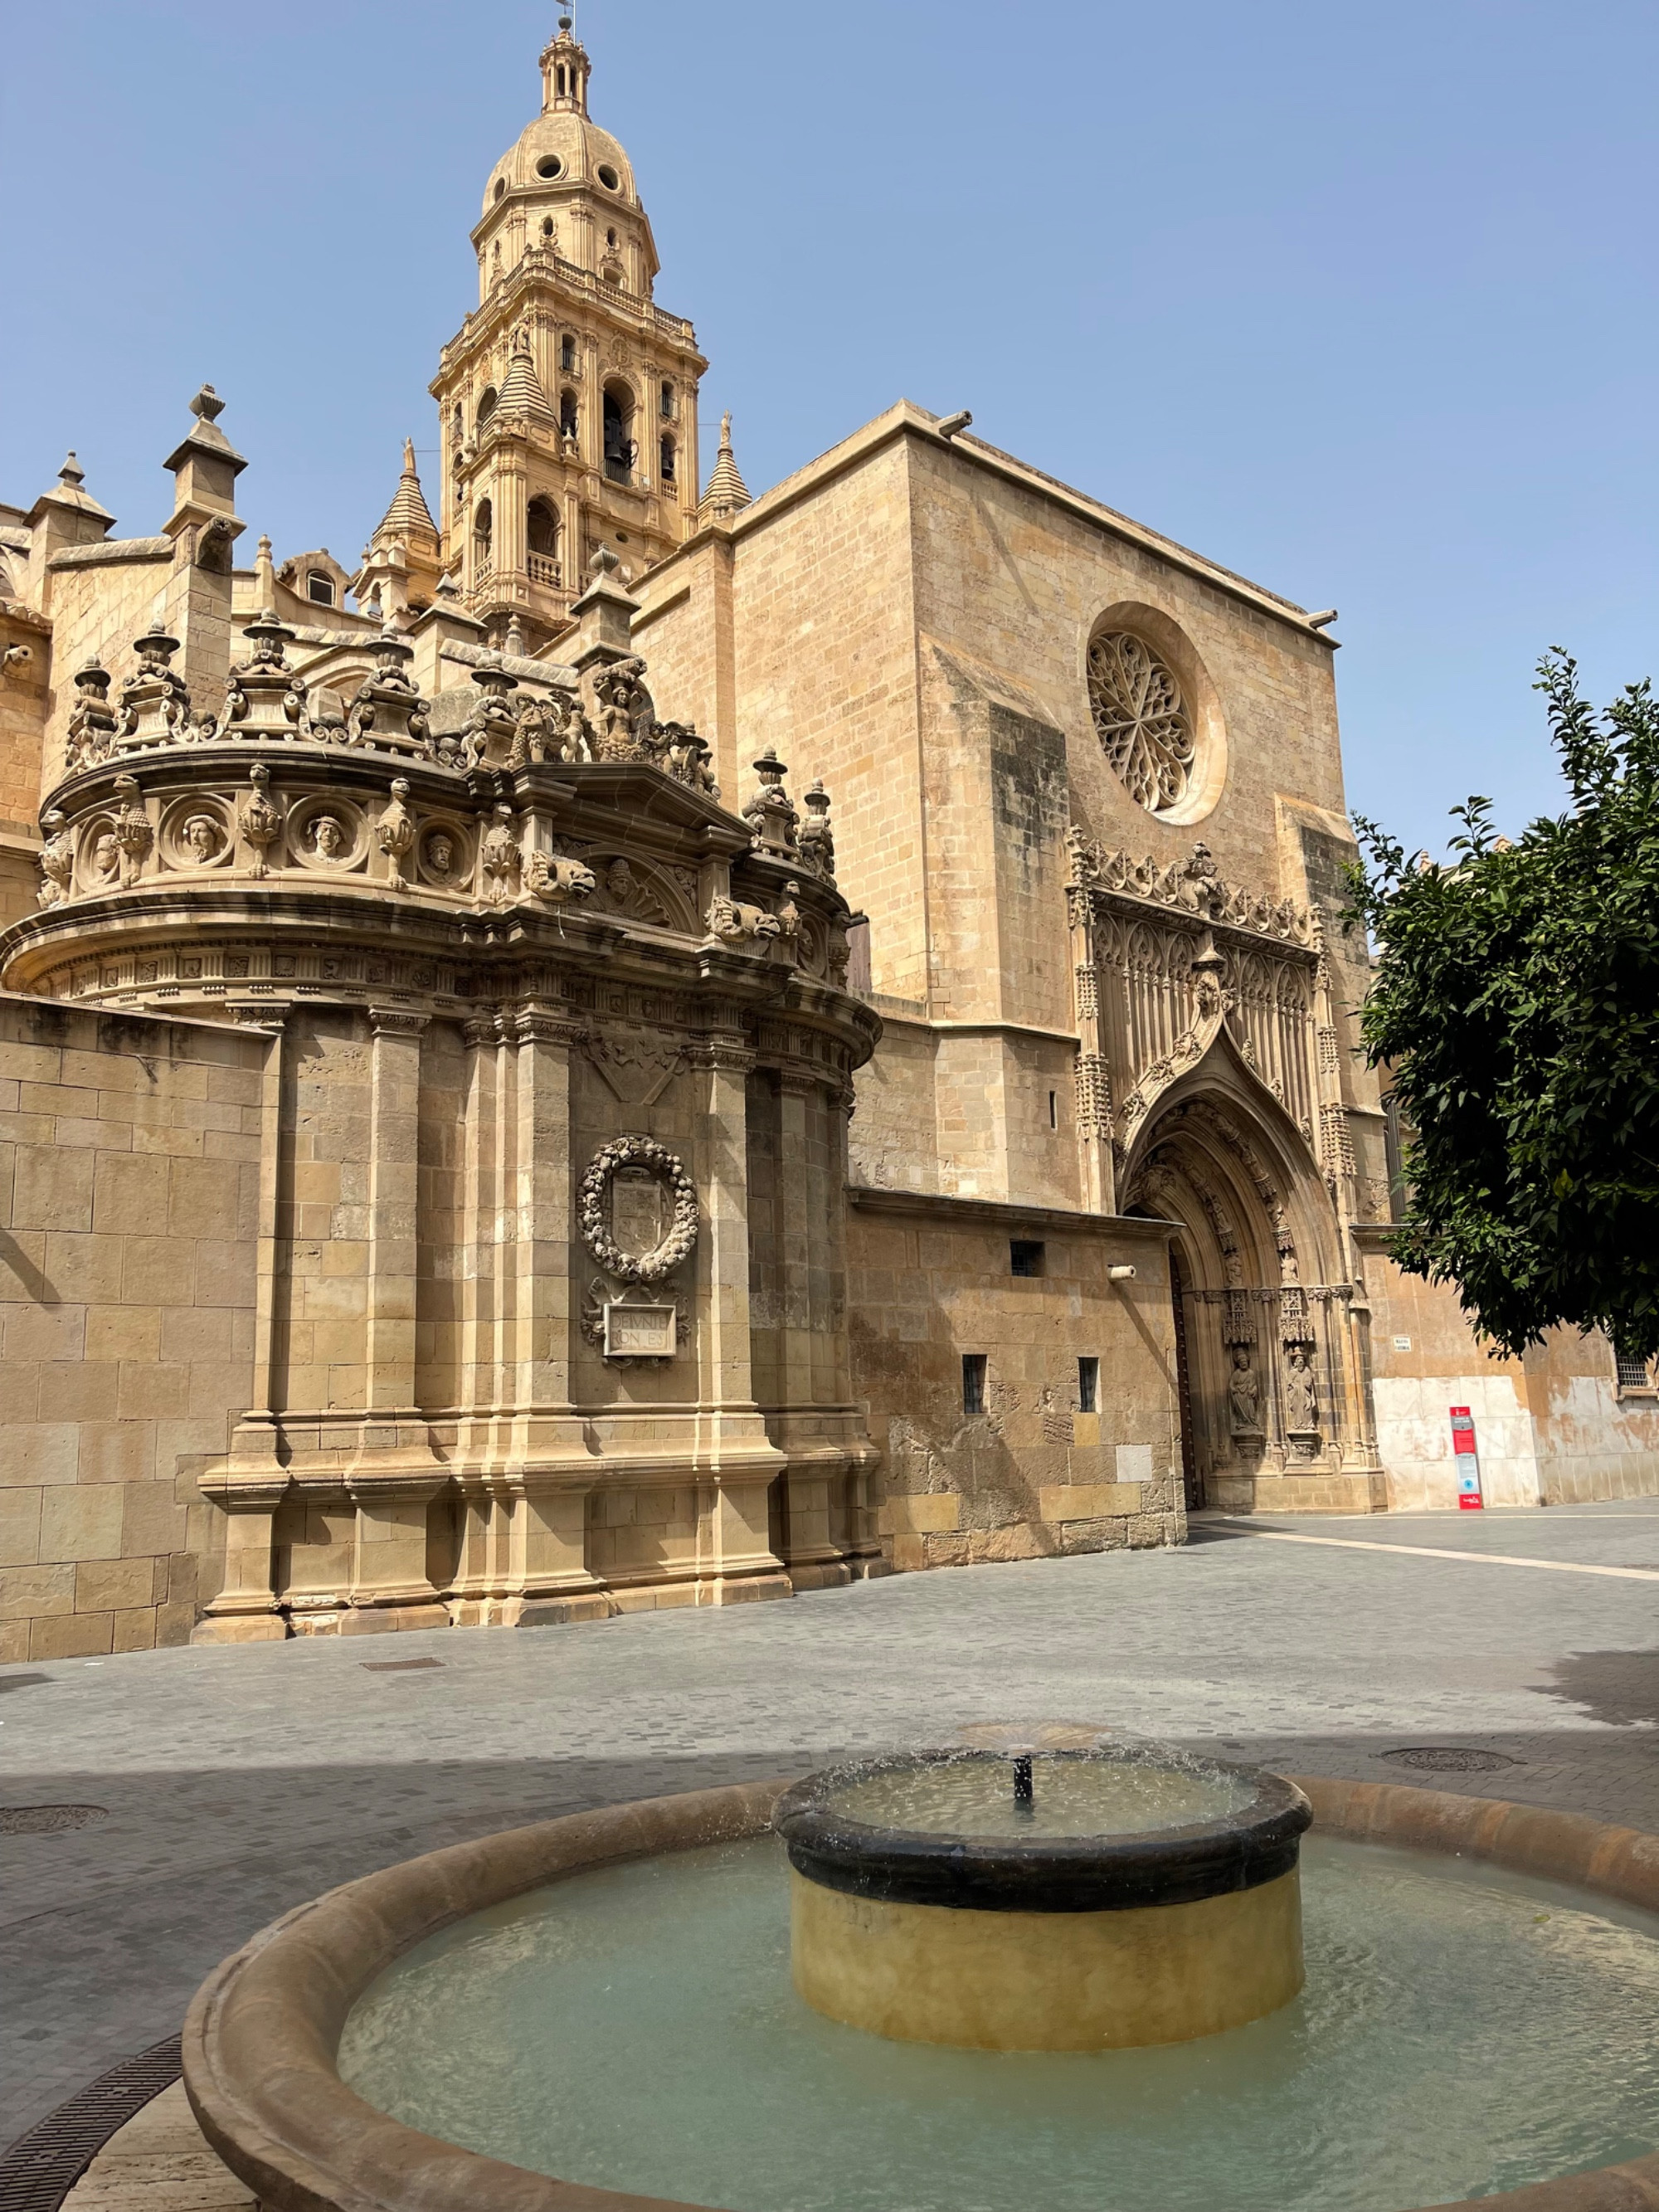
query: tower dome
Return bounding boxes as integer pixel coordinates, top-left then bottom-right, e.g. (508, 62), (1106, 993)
(481, 20), (639, 217)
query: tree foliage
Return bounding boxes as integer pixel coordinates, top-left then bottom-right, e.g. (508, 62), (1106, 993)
(1349, 650), (1659, 1360)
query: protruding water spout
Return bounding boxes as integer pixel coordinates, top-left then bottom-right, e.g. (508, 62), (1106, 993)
(1013, 1754), (1034, 1808)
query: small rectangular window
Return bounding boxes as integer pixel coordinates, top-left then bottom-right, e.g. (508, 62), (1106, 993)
(660, 379), (674, 418)
(1010, 1239), (1044, 1278)
(1078, 1356), (1099, 1414)
(962, 1354), (987, 1415)
(1616, 1350), (1654, 1391)
(1048, 1089), (1058, 1129)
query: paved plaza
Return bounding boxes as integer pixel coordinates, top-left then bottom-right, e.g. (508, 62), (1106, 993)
(6, 1502), (1659, 2145)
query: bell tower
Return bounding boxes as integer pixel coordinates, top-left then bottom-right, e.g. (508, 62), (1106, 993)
(430, 14), (707, 651)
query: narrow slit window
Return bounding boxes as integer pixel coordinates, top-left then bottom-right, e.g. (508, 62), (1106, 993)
(962, 1354), (987, 1416)
(1048, 1089), (1058, 1129)
(1078, 1356), (1099, 1414)
(1010, 1239), (1044, 1278)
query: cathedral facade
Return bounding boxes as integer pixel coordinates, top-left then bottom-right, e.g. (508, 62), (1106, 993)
(0, 24), (1653, 1661)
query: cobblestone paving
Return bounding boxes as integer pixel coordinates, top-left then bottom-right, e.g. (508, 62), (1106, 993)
(6, 1500), (1659, 2142)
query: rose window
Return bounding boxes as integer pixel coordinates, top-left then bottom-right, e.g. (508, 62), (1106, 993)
(1087, 632), (1196, 814)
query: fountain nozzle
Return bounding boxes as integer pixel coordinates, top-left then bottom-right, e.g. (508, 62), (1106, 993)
(1013, 1754), (1034, 1806)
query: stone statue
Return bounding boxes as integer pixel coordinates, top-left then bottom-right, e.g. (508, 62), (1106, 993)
(376, 779), (416, 889)
(310, 815), (348, 864)
(37, 810), (72, 909)
(1283, 1345), (1317, 1432)
(1228, 1347), (1261, 1432)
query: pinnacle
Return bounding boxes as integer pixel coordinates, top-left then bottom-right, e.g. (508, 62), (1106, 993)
(698, 410), (752, 523)
(495, 334), (556, 426)
(371, 439), (440, 546)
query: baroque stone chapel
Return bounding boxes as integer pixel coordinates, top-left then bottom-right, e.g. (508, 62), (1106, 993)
(1, 22), (1654, 1662)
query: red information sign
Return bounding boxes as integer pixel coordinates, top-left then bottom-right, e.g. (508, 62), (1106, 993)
(1450, 1406), (1483, 1509)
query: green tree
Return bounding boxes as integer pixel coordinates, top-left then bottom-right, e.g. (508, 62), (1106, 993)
(1350, 649), (1659, 1360)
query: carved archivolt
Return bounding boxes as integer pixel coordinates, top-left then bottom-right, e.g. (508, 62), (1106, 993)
(577, 1135), (699, 1284)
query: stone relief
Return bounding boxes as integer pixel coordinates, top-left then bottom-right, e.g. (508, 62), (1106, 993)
(577, 1135), (699, 1285)
(586, 1025), (684, 1108)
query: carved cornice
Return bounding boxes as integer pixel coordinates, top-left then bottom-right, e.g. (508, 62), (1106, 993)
(1067, 828), (1316, 957)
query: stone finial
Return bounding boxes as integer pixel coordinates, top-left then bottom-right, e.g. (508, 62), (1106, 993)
(190, 385), (226, 423)
(799, 778), (837, 883)
(744, 745), (799, 856)
(58, 451), (85, 487)
(567, 544), (640, 667)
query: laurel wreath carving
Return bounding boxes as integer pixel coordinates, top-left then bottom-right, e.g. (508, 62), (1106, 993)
(577, 1136), (700, 1284)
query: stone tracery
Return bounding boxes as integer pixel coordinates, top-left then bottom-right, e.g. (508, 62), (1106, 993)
(1086, 631), (1197, 814)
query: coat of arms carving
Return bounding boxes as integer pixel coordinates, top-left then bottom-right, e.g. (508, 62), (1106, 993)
(586, 1024), (683, 1107)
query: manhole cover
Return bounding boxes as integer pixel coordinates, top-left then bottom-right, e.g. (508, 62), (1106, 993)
(1381, 1747), (1521, 1774)
(361, 1657), (445, 1673)
(0, 1804), (109, 1833)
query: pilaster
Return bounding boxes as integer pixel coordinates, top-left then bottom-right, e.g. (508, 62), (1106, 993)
(193, 1007), (290, 1644)
(688, 1035), (790, 1602)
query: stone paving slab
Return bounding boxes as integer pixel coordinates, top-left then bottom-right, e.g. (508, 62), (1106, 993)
(6, 1500), (1659, 2143)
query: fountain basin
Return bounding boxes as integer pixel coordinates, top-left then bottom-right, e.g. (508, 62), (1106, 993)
(775, 1748), (1311, 2048)
(182, 1776), (1659, 2212)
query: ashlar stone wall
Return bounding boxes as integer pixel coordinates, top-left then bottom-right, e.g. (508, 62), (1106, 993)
(0, 996), (262, 1659)
(848, 1191), (1185, 1564)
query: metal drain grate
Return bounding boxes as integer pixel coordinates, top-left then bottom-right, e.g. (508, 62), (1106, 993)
(0, 2036), (182, 2212)
(0, 1808), (108, 1835)
(361, 1657), (445, 1672)
(1381, 1747), (1522, 1774)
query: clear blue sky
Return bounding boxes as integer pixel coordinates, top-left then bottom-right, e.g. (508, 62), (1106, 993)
(3, 1), (1655, 856)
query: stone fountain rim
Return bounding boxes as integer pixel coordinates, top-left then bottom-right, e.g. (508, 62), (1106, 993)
(773, 1747), (1311, 1912)
(181, 1771), (1659, 2212)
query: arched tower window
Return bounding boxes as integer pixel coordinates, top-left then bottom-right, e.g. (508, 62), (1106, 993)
(476, 386), (498, 431)
(602, 382), (635, 485)
(659, 379), (674, 419)
(659, 435), (676, 486)
(527, 497), (559, 555)
(560, 388), (580, 441)
(561, 333), (577, 373)
(474, 499), (494, 572)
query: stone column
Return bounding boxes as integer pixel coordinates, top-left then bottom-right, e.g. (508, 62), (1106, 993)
(193, 1007), (289, 1644)
(504, 1009), (607, 1624)
(688, 1035), (789, 1602)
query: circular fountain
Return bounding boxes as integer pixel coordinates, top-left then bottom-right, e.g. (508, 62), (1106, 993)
(774, 1740), (1311, 2048)
(182, 1752), (1659, 2212)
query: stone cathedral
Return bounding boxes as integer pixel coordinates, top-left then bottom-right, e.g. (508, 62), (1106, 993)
(0, 23), (1653, 1661)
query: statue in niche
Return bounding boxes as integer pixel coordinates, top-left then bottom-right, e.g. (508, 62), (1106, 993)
(1283, 1344), (1318, 1432)
(90, 831), (120, 886)
(426, 831), (456, 881)
(1228, 1347), (1262, 1433)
